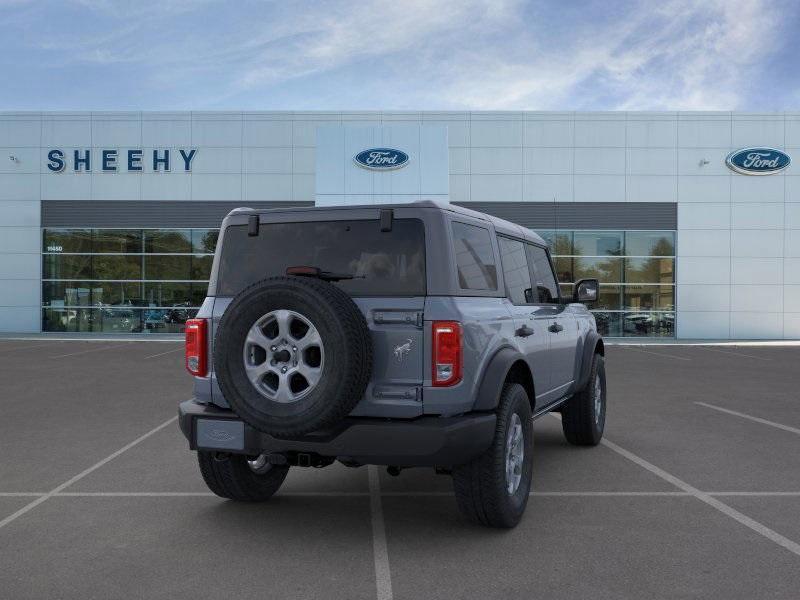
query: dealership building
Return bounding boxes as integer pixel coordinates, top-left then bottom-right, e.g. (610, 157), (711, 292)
(0, 110), (798, 339)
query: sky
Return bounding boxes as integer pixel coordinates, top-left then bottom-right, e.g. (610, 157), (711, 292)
(1, 0), (798, 111)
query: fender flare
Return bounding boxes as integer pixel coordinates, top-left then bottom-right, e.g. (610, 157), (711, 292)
(575, 331), (604, 391)
(472, 347), (528, 411)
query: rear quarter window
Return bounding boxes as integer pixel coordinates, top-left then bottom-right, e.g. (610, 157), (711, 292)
(216, 218), (426, 297)
(451, 222), (497, 291)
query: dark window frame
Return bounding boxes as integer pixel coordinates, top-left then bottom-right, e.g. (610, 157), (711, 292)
(496, 234), (535, 306)
(526, 243), (562, 305)
(451, 221), (499, 293)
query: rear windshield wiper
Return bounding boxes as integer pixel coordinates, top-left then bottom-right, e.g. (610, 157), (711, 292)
(286, 265), (365, 282)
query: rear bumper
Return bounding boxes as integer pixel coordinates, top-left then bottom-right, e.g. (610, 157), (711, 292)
(178, 399), (496, 467)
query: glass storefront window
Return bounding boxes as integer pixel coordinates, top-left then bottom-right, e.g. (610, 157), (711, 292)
(43, 281), (144, 307)
(192, 229), (219, 254)
(42, 227), (217, 334)
(537, 231), (573, 255)
(597, 285), (623, 311)
(43, 229), (92, 253)
(42, 226), (675, 337)
(144, 229), (192, 253)
(93, 230), (142, 253)
(573, 257), (623, 283)
(536, 228), (676, 338)
(624, 257), (674, 284)
(622, 312), (675, 337)
(559, 284), (623, 310)
(42, 307), (198, 334)
(624, 285), (675, 311)
(625, 231), (675, 256)
(92, 255), (143, 280)
(573, 231), (623, 256)
(591, 311), (675, 337)
(142, 282), (207, 307)
(144, 255), (192, 280)
(43, 254), (93, 279)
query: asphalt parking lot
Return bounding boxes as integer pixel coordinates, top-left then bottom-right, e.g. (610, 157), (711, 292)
(1, 339), (799, 599)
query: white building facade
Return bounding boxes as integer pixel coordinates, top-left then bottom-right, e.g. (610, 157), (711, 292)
(0, 110), (798, 339)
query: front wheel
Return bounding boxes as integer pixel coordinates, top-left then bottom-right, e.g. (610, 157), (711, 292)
(198, 451), (289, 501)
(561, 353), (606, 446)
(452, 383), (533, 528)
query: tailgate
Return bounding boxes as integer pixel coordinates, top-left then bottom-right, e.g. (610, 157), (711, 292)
(349, 297), (425, 418)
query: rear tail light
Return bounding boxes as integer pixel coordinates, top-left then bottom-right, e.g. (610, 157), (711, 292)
(185, 318), (208, 377)
(432, 321), (462, 387)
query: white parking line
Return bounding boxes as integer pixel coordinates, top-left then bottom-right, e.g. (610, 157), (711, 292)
(708, 492), (800, 497)
(600, 437), (800, 557)
(53, 491), (370, 497)
(368, 465), (393, 600)
(3, 490), (800, 498)
(49, 343), (133, 358)
(143, 347), (183, 359)
(621, 346), (691, 361)
(695, 347), (771, 361)
(0, 416), (177, 531)
(696, 402), (800, 436)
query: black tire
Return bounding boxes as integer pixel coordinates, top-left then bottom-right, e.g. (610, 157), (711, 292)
(214, 276), (372, 437)
(452, 383), (533, 528)
(197, 451), (289, 501)
(561, 353), (606, 446)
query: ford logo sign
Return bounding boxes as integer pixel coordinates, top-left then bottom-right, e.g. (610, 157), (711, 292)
(725, 147), (790, 175)
(354, 148), (409, 170)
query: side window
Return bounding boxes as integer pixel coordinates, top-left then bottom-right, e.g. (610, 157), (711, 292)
(527, 244), (560, 303)
(451, 222), (498, 291)
(498, 236), (533, 304)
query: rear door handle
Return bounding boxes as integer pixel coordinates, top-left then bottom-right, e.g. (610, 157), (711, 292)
(515, 325), (534, 338)
(548, 322), (564, 333)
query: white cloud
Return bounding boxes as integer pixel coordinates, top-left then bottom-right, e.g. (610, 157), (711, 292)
(236, 0), (519, 90)
(427, 0), (785, 110)
(2, 0), (793, 109)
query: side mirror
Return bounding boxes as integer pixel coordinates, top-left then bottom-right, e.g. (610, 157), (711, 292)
(524, 288), (534, 303)
(573, 278), (599, 304)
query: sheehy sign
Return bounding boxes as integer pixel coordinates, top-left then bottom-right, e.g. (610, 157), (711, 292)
(46, 148), (197, 172)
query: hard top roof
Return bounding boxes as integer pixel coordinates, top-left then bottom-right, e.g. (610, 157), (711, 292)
(228, 200), (546, 245)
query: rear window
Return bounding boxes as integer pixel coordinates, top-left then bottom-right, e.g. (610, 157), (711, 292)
(216, 219), (426, 296)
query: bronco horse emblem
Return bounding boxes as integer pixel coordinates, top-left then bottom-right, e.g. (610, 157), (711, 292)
(393, 338), (413, 362)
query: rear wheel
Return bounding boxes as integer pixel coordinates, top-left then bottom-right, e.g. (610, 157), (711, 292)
(198, 451), (289, 501)
(452, 383), (533, 528)
(561, 353), (606, 445)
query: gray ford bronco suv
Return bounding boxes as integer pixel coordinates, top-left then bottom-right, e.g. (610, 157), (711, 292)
(179, 200), (606, 527)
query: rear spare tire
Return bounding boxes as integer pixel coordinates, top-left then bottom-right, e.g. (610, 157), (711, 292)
(214, 276), (372, 437)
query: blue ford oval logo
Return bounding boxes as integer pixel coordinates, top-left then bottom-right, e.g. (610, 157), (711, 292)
(726, 147), (790, 175)
(354, 148), (409, 170)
